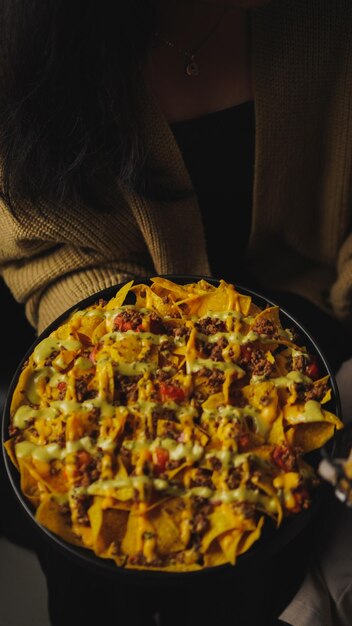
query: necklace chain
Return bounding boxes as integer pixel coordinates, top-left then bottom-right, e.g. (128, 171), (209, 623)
(154, 7), (227, 76)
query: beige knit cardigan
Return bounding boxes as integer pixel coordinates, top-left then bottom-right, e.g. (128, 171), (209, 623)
(1, 0), (352, 334)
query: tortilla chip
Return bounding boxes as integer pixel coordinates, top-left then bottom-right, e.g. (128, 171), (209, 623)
(286, 422), (338, 452)
(203, 540), (228, 568)
(237, 515), (265, 556)
(121, 511), (144, 556)
(149, 507), (185, 554)
(202, 504), (247, 552)
(18, 458), (44, 507)
(218, 529), (243, 565)
(3, 438), (19, 470)
(105, 281), (134, 311)
(89, 500), (129, 556)
(36, 495), (84, 547)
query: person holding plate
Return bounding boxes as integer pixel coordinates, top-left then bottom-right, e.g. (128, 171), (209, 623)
(0, 1), (352, 624)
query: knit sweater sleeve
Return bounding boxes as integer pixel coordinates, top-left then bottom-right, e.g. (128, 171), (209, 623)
(330, 233), (352, 332)
(0, 197), (154, 334)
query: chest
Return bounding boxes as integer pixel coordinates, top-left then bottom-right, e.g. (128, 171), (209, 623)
(146, 9), (252, 124)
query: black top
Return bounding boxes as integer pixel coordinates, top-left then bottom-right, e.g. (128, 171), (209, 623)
(170, 100), (255, 284)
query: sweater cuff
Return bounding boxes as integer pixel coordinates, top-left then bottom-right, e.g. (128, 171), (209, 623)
(29, 263), (151, 334)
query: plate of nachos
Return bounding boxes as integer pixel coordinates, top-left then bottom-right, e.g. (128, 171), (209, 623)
(2, 276), (343, 578)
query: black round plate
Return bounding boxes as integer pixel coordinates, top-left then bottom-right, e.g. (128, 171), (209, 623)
(1, 275), (342, 585)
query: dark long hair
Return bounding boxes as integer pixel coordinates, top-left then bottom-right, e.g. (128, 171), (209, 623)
(0, 0), (156, 211)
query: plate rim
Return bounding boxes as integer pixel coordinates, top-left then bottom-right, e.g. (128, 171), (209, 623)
(1, 273), (342, 581)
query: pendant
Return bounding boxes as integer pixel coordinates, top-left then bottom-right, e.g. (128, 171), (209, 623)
(185, 55), (199, 76)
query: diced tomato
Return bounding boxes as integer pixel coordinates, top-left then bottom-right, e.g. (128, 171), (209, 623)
(237, 434), (250, 451)
(272, 445), (296, 472)
(153, 447), (169, 474)
(114, 316), (132, 332)
(159, 382), (186, 403)
(89, 344), (101, 363)
(306, 356), (320, 380)
(76, 450), (91, 468)
(57, 382), (67, 392)
(113, 314), (143, 332)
